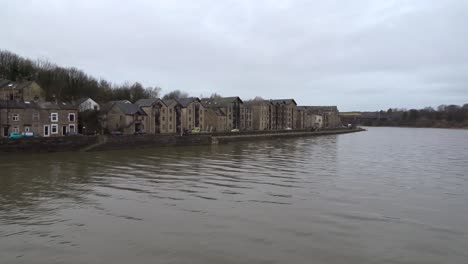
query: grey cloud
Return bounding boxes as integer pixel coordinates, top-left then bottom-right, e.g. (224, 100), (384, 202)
(2, 0), (468, 111)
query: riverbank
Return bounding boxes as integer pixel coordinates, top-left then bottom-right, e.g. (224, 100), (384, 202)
(0, 128), (365, 153)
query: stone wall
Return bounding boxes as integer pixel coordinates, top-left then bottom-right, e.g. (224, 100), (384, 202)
(92, 134), (213, 151)
(0, 136), (98, 153)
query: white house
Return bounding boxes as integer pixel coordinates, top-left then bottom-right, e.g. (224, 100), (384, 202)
(75, 98), (100, 112)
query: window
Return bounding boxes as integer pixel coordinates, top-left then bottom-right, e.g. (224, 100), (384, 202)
(33, 112), (39, 121)
(169, 109), (172, 113)
(13, 126), (19, 133)
(24, 127), (30, 132)
(169, 124), (172, 130)
(189, 117), (191, 122)
(69, 125), (76, 133)
(51, 113), (58, 122)
(162, 116), (165, 121)
(68, 113), (76, 122)
(51, 124), (58, 134)
(162, 108), (165, 113)
(12, 114), (19, 121)
(189, 109), (192, 114)
(169, 116), (172, 121)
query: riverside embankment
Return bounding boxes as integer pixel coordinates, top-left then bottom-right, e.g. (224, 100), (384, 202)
(0, 128), (365, 153)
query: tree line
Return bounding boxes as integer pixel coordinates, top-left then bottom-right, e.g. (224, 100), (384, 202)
(0, 49), (166, 102)
(360, 104), (468, 128)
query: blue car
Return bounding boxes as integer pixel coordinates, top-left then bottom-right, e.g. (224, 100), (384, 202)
(8, 132), (23, 139)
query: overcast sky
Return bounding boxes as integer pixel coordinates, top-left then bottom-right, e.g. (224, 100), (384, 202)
(3, 0), (468, 111)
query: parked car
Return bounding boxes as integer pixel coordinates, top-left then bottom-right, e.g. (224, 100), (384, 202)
(23, 131), (40, 138)
(231, 129), (240, 132)
(285, 127), (292, 130)
(191, 127), (201, 134)
(110, 131), (123, 136)
(8, 132), (23, 139)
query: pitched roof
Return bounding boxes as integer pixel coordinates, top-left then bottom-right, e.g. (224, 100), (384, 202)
(209, 107), (226, 117)
(270, 99), (297, 105)
(134, 98), (166, 107)
(101, 100), (146, 115)
(116, 102), (146, 115)
(298, 106), (339, 113)
(0, 100), (77, 110)
(176, 97), (200, 108)
(200, 96), (243, 108)
(0, 80), (37, 90)
(74, 97), (92, 105)
(244, 99), (272, 106)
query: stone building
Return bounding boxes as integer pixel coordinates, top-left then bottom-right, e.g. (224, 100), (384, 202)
(135, 98), (174, 134)
(296, 107), (305, 129)
(163, 99), (182, 134)
(0, 80), (45, 102)
(245, 100), (271, 131)
(204, 108), (227, 132)
(298, 106), (340, 128)
(201, 97), (243, 130)
(0, 100), (78, 137)
(100, 100), (147, 134)
(176, 97), (205, 131)
(271, 99), (297, 130)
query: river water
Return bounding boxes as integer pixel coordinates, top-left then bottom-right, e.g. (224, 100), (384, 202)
(1, 127), (467, 264)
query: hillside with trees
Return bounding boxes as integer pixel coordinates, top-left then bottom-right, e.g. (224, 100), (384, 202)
(358, 104), (468, 129)
(0, 50), (162, 102)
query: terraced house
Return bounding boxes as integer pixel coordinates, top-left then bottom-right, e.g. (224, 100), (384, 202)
(0, 100), (78, 137)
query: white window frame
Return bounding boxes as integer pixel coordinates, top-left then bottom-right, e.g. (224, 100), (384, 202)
(51, 124), (58, 134)
(51, 113), (58, 122)
(69, 124), (76, 133)
(68, 113), (76, 122)
(13, 126), (19, 133)
(24, 126), (30, 132)
(12, 114), (19, 121)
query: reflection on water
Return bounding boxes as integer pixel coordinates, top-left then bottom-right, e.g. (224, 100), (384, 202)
(1, 127), (468, 263)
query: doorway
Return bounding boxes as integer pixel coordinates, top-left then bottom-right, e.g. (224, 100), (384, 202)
(44, 125), (50, 137)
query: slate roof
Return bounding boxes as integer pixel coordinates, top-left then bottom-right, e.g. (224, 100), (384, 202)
(297, 106), (339, 114)
(74, 97), (91, 105)
(0, 100), (78, 110)
(0, 80), (36, 90)
(270, 99), (297, 105)
(210, 107), (226, 117)
(100, 100), (146, 115)
(200, 96), (243, 108)
(134, 98), (166, 107)
(176, 97), (200, 108)
(163, 99), (179, 107)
